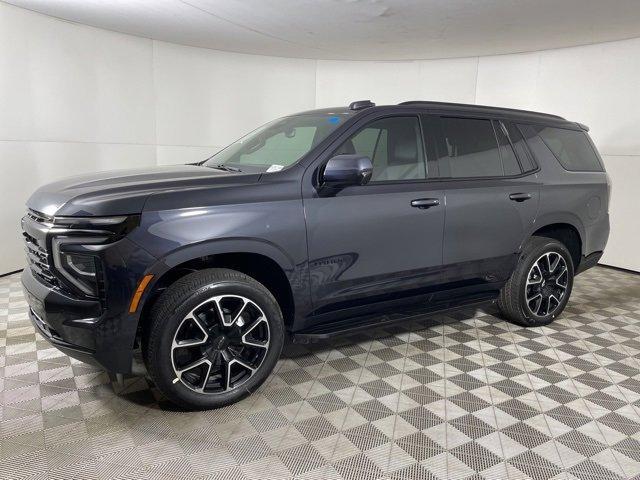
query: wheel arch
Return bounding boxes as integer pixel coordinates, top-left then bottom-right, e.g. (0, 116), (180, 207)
(136, 240), (299, 345)
(527, 221), (583, 269)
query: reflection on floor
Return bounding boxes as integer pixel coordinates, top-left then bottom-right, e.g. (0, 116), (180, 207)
(2, 266), (640, 479)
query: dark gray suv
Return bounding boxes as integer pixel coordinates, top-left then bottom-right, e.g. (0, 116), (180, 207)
(21, 100), (610, 409)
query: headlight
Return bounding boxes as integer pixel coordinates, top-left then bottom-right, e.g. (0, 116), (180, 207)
(49, 215), (139, 297)
(66, 254), (97, 277)
(52, 215), (139, 235)
(52, 236), (106, 296)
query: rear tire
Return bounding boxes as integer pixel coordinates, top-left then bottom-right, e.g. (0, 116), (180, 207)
(497, 236), (574, 327)
(143, 268), (284, 410)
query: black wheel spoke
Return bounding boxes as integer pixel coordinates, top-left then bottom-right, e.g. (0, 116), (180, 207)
(220, 350), (232, 391)
(542, 295), (550, 315)
(175, 356), (210, 376)
(211, 297), (230, 326)
(172, 313), (209, 351)
(528, 293), (543, 315)
(527, 264), (542, 285)
(199, 362), (212, 392)
(232, 300), (250, 326)
(556, 266), (568, 286)
(547, 253), (560, 274)
(226, 356), (256, 391)
(241, 316), (269, 349)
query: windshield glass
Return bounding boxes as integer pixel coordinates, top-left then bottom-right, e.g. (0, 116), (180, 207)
(203, 113), (349, 172)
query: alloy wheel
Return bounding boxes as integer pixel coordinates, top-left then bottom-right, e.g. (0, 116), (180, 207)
(171, 295), (270, 394)
(525, 251), (569, 317)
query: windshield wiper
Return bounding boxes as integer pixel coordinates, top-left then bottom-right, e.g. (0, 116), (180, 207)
(208, 164), (242, 173)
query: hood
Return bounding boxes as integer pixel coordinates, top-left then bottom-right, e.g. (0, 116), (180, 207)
(27, 165), (260, 217)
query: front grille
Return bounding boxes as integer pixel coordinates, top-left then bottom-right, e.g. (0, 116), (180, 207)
(23, 213), (60, 288)
(23, 209), (110, 303)
(26, 208), (54, 225)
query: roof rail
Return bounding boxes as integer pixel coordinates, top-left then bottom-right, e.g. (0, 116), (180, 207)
(398, 100), (565, 120)
(349, 100), (375, 111)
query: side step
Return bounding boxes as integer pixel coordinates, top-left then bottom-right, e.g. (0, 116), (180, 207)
(292, 295), (496, 343)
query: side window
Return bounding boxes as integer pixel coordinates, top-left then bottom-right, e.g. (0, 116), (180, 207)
(508, 123), (537, 172)
(494, 121), (522, 176)
(433, 117), (502, 178)
(335, 117), (426, 181)
(532, 125), (603, 172)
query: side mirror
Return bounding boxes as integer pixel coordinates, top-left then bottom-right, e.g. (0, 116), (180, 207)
(322, 154), (373, 187)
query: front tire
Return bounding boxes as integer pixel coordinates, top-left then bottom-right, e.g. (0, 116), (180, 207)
(143, 268), (284, 410)
(497, 236), (574, 327)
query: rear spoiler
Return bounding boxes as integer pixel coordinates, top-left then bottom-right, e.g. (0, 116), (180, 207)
(575, 122), (589, 132)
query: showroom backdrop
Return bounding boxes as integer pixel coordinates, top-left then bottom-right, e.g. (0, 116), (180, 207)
(1, 2), (639, 274)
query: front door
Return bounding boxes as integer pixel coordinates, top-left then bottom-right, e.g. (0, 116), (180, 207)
(303, 115), (445, 319)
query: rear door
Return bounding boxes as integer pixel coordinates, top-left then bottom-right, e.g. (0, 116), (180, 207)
(423, 115), (541, 285)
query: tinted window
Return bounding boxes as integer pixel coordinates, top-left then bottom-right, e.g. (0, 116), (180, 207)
(494, 121), (522, 176)
(434, 117), (502, 178)
(509, 123), (536, 172)
(336, 117), (426, 181)
(534, 126), (603, 172)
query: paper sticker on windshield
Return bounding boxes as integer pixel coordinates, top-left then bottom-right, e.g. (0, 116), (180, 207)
(266, 164), (284, 172)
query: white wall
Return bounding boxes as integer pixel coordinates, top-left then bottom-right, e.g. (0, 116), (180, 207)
(1, 3), (639, 273)
(153, 42), (316, 165)
(0, 4), (154, 274)
(0, 3), (316, 273)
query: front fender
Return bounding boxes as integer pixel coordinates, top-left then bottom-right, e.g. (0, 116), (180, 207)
(129, 236), (300, 312)
(127, 197), (310, 327)
(129, 236), (311, 332)
(151, 237), (296, 274)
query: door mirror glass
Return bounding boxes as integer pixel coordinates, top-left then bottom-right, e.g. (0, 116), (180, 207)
(322, 154), (373, 187)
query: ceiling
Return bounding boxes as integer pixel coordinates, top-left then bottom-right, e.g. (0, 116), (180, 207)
(7, 0), (640, 60)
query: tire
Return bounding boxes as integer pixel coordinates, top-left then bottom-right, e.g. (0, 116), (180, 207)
(143, 268), (284, 410)
(497, 236), (574, 327)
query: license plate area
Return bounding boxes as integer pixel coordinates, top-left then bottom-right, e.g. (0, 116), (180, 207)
(22, 287), (60, 339)
(23, 287), (45, 318)
(30, 307), (54, 338)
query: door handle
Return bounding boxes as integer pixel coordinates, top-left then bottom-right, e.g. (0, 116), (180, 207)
(509, 193), (532, 202)
(411, 198), (440, 209)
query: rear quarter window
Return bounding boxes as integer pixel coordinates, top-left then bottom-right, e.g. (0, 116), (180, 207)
(533, 126), (603, 172)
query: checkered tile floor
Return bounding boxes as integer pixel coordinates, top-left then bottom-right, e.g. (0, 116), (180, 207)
(2, 266), (640, 479)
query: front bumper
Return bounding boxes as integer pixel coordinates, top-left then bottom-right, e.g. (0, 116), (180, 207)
(28, 304), (101, 367)
(21, 236), (157, 373)
(22, 267), (104, 365)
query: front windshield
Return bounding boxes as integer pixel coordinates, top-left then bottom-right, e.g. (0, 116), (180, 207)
(203, 113), (349, 173)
